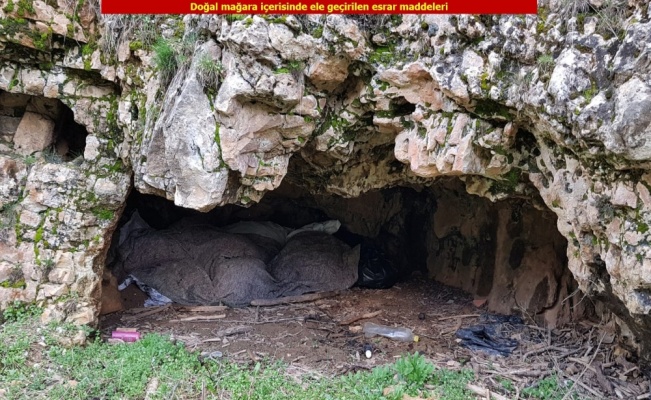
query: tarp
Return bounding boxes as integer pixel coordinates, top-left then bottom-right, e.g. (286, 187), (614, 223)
(112, 212), (359, 307)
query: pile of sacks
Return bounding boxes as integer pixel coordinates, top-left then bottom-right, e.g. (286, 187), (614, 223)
(109, 212), (360, 307)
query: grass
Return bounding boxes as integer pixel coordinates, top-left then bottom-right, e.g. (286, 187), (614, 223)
(91, 207), (114, 221)
(0, 312), (575, 399)
(151, 34), (198, 87)
(101, 15), (164, 56)
(0, 199), (20, 230)
(196, 52), (222, 90)
(537, 54), (555, 75)
(0, 313), (480, 400)
(551, 0), (631, 40)
(152, 38), (178, 84)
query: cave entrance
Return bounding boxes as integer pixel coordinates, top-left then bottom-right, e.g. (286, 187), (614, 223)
(102, 177), (584, 329)
(0, 90), (88, 160)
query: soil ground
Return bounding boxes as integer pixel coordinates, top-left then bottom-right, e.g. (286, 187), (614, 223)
(100, 277), (650, 399)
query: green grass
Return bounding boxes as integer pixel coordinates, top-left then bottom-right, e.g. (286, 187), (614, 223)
(536, 54), (555, 77)
(0, 315), (480, 400)
(91, 207), (114, 221)
(196, 52), (223, 90)
(152, 38), (178, 84)
(521, 376), (566, 399)
(2, 300), (41, 322)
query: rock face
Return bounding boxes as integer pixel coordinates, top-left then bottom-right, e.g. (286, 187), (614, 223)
(2, 3), (651, 365)
(425, 180), (583, 327)
(0, 1), (129, 324)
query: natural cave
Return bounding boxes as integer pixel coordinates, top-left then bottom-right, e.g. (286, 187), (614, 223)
(103, 177), (585, 328)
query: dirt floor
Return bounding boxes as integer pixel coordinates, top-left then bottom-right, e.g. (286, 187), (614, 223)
(100, 277), (650, 399)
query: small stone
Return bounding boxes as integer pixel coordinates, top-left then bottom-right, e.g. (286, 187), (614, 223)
(371, 33), (387, 45)
(84, 135), (101, 160)
(117, 41), (131, 63)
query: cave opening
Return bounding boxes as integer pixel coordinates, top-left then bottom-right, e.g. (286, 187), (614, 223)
(0, 90), (88, 160)
(102, 177), (585, 328)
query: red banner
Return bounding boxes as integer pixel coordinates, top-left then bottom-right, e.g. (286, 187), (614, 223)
(101, 0), (538, 15)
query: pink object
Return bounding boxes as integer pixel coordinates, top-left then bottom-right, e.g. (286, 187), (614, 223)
(111, 330), (141, 342)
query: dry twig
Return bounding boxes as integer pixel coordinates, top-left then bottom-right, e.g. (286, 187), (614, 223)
(169, 314), (226, 322)
(251, 291), (339, 306)
(466, 384), (510, 400)
(561, 333), (607, 400)
(175, 305), (228, 313)
(122, 304), (171, 321)
(339, 311), (381, 325)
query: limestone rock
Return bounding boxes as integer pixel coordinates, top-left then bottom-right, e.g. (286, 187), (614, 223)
(307, 56), (350, 91)
(12, 112), (55, 155)
(135, 46), (229, 211)
(0, 156), (27, 208)
(608, 77), (651, 160)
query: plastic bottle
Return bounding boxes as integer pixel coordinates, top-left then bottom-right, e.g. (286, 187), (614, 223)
(362, 322), (419, 342)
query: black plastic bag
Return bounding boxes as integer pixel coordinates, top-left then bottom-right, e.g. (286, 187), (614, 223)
(356, 241), (399, 289)
(455, 314), (522, 356)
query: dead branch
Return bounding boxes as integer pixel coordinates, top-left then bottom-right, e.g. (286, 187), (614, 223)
(339, 311), (381, 325)
(486, 369), (551, 378)
(250, 291), (339, 306)
(567, 357), (598, 374)
(561, 333), (607, 400)
(201, 326), (253, 342)
(169, 314), (226, 322)
(562, 372), (604, 398)
(122, 304), (171, 321)
(466, 384), (510, 400)
(592, 361), (614, 396)
(522, 345), (578, 360)
(175, 305), (228, 313)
